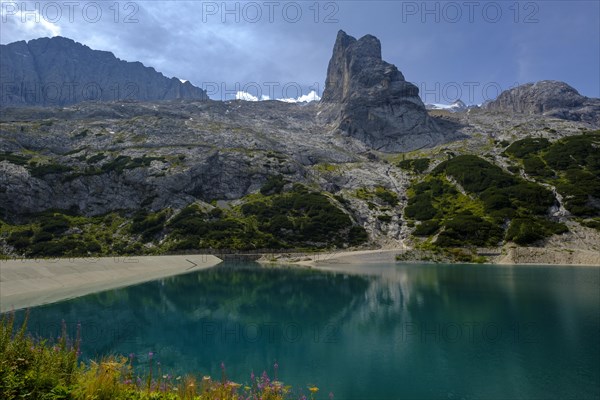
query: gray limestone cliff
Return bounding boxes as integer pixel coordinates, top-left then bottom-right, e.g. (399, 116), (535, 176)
(484, 80), (600, 123)
(318, 30), (444, 152)
(0, 37), (207, 106)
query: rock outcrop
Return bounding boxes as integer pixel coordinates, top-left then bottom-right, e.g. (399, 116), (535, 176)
(0, 37), (207, 106)
(318, 30), (444, 152)
(484, 81), (600, 123)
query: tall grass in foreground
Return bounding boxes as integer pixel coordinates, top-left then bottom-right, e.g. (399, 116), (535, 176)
(0, 313), (328, 400)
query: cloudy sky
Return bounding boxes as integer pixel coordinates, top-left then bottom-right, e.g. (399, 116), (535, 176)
(1, 0), (598, 104)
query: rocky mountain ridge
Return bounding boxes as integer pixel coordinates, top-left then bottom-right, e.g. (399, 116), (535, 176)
(1, 32), (599, 262)
(483, 80), (600, 123)
(318, 30), (453, 152)
(0, 37), (207, 106)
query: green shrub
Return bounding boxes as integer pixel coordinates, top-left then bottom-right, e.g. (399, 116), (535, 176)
(130, 211), (168, 241)
(6, 230), (33, 250)
(101, 155), (166, 174)
(29, 163), (73, 178)
(507, 165), (520, 174)
(86, 153), (106, 164)
(413, 220), (440, 236)
(505, 217), (568, 245)
(435, 155), (555, 216)
(433, 155), (516, 193)
(29, 241), (66, 256)
(374, 187), (399, 206)
(435, 213), (503, 247)
(398, 158), (430, 173)
(405, 193), (437, 221)
(0, 152), (30, 166)
(39, 214), (70, 234)
(504, 137), (550, 158)
(581, 220), (600, 231)
(260, 175), (287, 195)
(543, 134), (600, 172)
(523, 156), (553, 178)
(348, 226), (368, 246)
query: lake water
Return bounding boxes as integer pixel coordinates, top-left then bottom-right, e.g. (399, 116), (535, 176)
(13, 262), (600, 399)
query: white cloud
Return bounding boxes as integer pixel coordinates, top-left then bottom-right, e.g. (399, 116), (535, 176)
(276, 90), (321, 103)
(235, 91), (271, 101)
(0, 3), (62, 43)
(235, 91), (259, 101)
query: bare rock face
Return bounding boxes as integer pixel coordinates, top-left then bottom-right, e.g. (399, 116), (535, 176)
(318, 30), (443, 152)
(0, 37), (208, 106)
(484, 81), (600, 124)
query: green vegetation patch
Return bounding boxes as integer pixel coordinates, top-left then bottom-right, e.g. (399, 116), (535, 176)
(241, 184), (365, 249)
(504, 137), (550, 158)
(505, 217), (569, 246)
(0, 211), (140, 258)
(435, 213), (504, 248)
(0, 152), (30, 166)
(405, 155), (566, 248)
(1, 183), (368, 257)
(101, 155), (167, 173)
(29, 162), (74, 178)
(260, 174), (287, 195)
(504, 133), (600, 217)
(86, 152), (107, 164)
(433, 155), (555, 217)
(398, 158), (431, 174)
(355, 186), (399, 207)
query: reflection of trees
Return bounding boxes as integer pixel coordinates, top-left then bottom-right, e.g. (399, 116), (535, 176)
(149, 264), (372, 323)
(18, 263), (372, 373)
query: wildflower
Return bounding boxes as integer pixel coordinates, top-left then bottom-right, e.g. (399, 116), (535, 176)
(309, 386), (319, 393)
(221, 361), (226, 370)
(250, 371), (255, 381)
(148, 351), (154, 360)
(202, 376), (211, 381)
(272, 381), (283, 390)
(329, 392), (335, 399)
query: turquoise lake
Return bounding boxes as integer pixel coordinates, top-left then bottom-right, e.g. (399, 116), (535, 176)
(13, 262), (600, 399)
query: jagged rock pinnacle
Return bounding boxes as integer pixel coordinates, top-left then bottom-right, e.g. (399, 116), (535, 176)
(319, 30), (445, 152)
